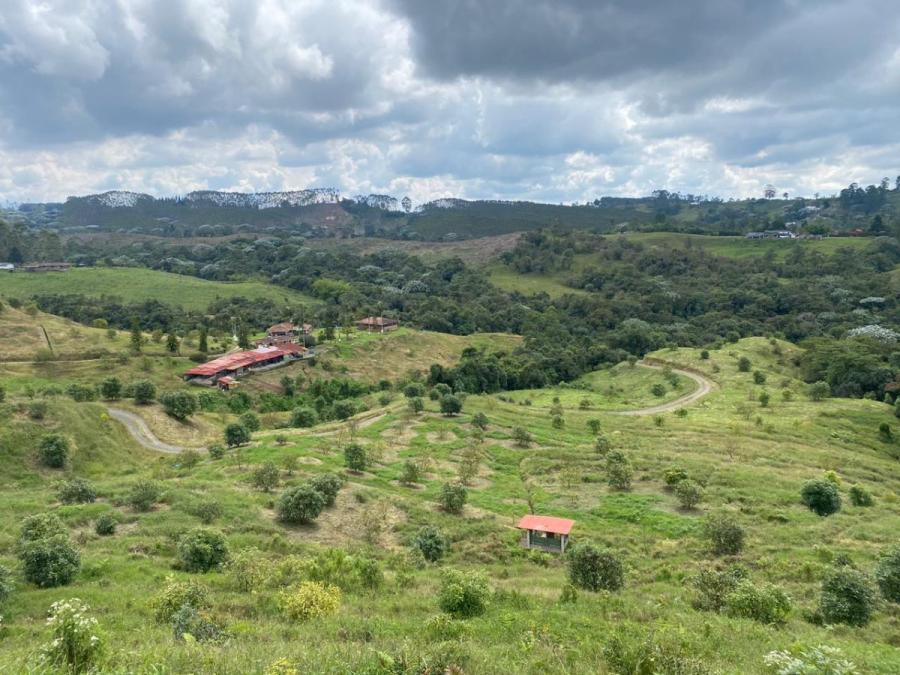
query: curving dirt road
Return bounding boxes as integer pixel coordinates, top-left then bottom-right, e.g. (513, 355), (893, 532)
(613, 362), (715, 416)
(106, 407), (188, 454)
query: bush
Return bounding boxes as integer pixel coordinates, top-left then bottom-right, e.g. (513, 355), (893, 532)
(19, 512), (67, 547)
(39, 433), (70, 469)
(471, 412), (489, 429)
(875, 546), (900, 603)
(240, 411), (261, 432)
(675, 479), (704, 510)
(403, 383), (425, 398)
(800, 479), (841, 517)
(440, 394), (462, 416)
(39, 598), (104, 673)
(278, 581), (341, 621)
(179, 449), (201, 470)
(159, 391), (198, 421)
(414, 526), (448, 563)
(691, 565), (748, 612)
(28, 400), (48, 420)
(819, 566), (876, 626)
(20, 536), (81, 587)
(758, 391), (771, 407)
(277, 484), (325, 524)
(309, 473), (344, 506)
(94, 514), (117, 536)
(737, 356), (751, 372)
(438, 568), (490, 617)
(725, 580), (791, 624)
(703, 513), (745, 556)
(753, 370), (767, 384)
(171, 603), (227, 643)
(439, 482), (467, 514)
(152, 577), (212, 623)
(400, 459), (423, 485)
(127, 480), (161, 512)
(651, 383), (666, 397)
(568, 543), (625, 592)
(57, 478), (97, 504)
(848, 484), (874, 507)
(594, 434), (611, 455)
(131, 380), (156, 404)
(208, 444), (226, 460)
(606, 451), (633, 491)
(603, 631), (710, 675)
(344, 443), (367, 472)
(512, 426), (532, 448)
(177, 528), (229, 573)
(808, 381), (830, 401)
(408, 396), (424, 414)
(192, 500), (224, 524)
(0, 564), (13, 606)
(252, 461), (280, 492)
(99, 377), (122, 400)
(663, 467), (689, 489)
(700, 349), (710, 360)
(764, 645), (859, 675)
(225, 423), (251, 447)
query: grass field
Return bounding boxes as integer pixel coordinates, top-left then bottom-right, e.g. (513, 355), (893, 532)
(0, 267), (316, 311)
(0, 335), (898, 673)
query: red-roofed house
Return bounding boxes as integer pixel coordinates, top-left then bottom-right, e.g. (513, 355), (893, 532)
(258, 321), (313, 347)
(517, 514), (575, 553)
(183, 344), (307, 385)
(355, 316), (399, 333)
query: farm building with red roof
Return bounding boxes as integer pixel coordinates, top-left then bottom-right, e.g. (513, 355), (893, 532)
(183, 344), (306, 385)
(517, 514), (575, 553)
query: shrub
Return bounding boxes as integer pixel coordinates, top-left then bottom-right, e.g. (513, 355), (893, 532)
(753, 371), (767, 384)
(0, 564), (13, 606)
(878, 422), (893, 442)
(39, 433), (70, 468)
(675, 480), (704, 510)
(39, 598), (104, 674)
(725, 580), (791, 624)
(606, 451), (633, 491)
(19, 512), (67, 547)
(594, 434), (611, 455)
(603, 631), (710, 675)
(808, 381), (830, 401)
(512, 426), (532, 448)
(568, 543), (625, 592)
(131, 380), (156, 405)
(177, 528), (229, 573)
(94, 514), (117, 536)
(28, 400), (48, 419)
(703, 513), (745, 556)
(819, 566), (876, 626)
(225, 548), (268, 592)
(278, 581), (341, 621)
(57, 478), (97, 504)
(152, 577), (212, 623)
(848, 485), (874, 507)
(414, 526), (448, 563)
(764, 645), (858, 675)
(551, 414), (564, 429)
(691, 565), (748, 612)
(331, 399), (356, 420)
(66, 383), (97, 402)
(344, 443), (367, 472)
(309, 473), (344, 506)
(277, 484), (325, 524)
(240, 411), (261, 432)
(438, 568), (490, 617)
(208, 444), (226, 460)
(99, 377), (122, 400)
(663, 467), (689, 489)
(471, 412), (489, 429)
(875, 546), (900, 603)
(439, 482), (467, 514)
(407, 397), (424, 414)
(171, 603), (227, 644)
(700, 349), (710, 360)
(20, 536), (81, 587)
(159, 391), (198, 421)
(440, 394), (462, 416)
(252, 461), (280, 492)
(127, 480), (161, 512)
(801, 479), (841, 517)
(400, 459), (423, 485)
(225, 423), (251, 447)
(403, 383), (425, 398)
(192, 500), (224, 525)
(758, 391), (770, 407)
(737, 356), (751, 372)
(587, 419), (602, 435)
(651, 383), (666, 397)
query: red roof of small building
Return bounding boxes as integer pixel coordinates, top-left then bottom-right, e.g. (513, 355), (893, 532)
(184, 345), (304, 377)
(267, 322), (296, 333)
(517, 515), (575, 535)
(357, 316), (398, 326)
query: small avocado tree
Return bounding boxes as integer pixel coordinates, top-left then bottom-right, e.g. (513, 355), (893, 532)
(801, 479), (841, 516)
(439, 482), (467, 515)
(225, 423), (251, 448)
(277, 484), (325, 525)
(568, 543), (624, 592)
(38, 434), (70, 469)
(344, 443), (367, 472)
(440, 394), (463, 416)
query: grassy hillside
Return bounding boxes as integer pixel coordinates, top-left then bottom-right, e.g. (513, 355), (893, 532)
(0, 267), (315, 311)
(0, 337), (898, 672)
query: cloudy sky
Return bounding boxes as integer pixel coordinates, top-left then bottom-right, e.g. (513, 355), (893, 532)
(1, 0), (899, 204)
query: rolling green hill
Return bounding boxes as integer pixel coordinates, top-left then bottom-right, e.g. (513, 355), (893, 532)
(0, 267), (316, 311)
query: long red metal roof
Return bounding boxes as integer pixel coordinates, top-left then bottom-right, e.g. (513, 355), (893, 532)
(517, 515), (575, 535)
(184, 345), (304, 377)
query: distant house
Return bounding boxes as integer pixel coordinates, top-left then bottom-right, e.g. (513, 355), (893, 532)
(745, 230), (795, 240)
(356, 316), (399, 333)
(183, 344), (306, 385)
(0, 263), (14, 272)
(517, 515), (575, 553)
(258, 321), (312, 347)
(21, 262), (72, 272)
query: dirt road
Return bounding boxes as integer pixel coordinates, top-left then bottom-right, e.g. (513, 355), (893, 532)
(615, 362), (715, 416)
(106, 407), (188, 454)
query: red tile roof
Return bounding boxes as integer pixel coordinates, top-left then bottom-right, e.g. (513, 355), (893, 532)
(517, 515), (575, 535)
(357, 316), (399, 326)
(184, 345), (304, 377)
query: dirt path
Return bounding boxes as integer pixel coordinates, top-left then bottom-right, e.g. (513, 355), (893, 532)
(106, 407), (188, 454)
(614, 362), (715, 416)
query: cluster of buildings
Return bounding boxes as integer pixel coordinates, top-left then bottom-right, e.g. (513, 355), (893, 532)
(183, 316), (399, 388)
(0, 262), (72, 272)
(744, 230), (796, 240)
